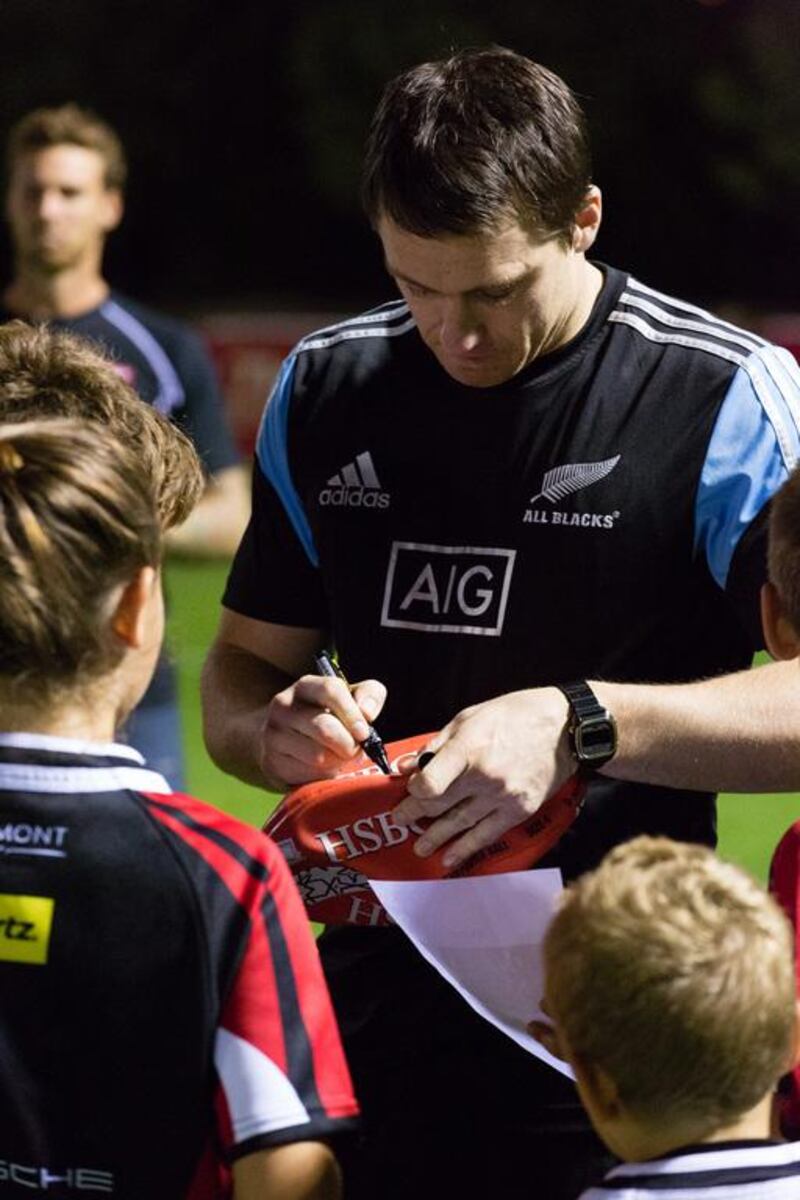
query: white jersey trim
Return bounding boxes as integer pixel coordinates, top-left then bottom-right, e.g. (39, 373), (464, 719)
(297, 303), (415, 352)
(618, 291), (764, 356)
(0, 732), (144, 761)
(624, 278), (770, 348)
(609, 310), (800, 474)
(608, 1142), (800, 1177)
(215, 1027), (311, 1142)
(0, 760), (172, 795)
(608, 310), (748, 367)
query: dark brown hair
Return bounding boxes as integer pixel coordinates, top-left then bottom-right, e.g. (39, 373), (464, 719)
(7, 103), (127, 191)
(361, 46), (592, 242)
(769, 468), (800, 632)
(0, 321), (203, 531)
(0, 419), (163, 699)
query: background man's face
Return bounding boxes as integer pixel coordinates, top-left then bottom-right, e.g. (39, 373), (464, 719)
(379, 214), (587, 388)
(5, 144), (121, 273)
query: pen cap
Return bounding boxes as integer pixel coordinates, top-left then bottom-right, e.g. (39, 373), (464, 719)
(264, 732), (585, 927)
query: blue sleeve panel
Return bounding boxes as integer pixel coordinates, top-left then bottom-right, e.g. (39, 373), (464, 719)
(695, 345), (800, 589)
(255, 355), (320, 568)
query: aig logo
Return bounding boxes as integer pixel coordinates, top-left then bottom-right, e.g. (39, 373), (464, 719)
(381, 542), (516, 636)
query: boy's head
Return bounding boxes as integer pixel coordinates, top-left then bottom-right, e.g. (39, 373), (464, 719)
(764, 466), (800, 658)
(537, 836), (797, 1160)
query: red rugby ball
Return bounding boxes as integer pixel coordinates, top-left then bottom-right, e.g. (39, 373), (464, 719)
(265, 733), (585, 927)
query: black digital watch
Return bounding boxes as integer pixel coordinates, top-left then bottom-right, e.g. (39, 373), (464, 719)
(556, 681), (617, 770)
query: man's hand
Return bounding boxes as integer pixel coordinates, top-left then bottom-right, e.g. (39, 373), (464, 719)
(392, 687), (572, 869)
(260, 672), (387, 787)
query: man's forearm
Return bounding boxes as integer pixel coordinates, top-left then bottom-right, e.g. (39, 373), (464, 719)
(201, 641), (292, 789)
(595, 658), (800, 792)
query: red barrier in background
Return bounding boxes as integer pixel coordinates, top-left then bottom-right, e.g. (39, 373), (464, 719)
(199, 312), (343, 456)
(761, 315), (800, 369)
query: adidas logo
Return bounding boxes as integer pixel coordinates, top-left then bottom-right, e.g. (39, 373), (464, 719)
(319, 451), (391, 509)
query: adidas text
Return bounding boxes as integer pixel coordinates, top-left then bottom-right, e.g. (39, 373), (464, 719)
(319, 485), (390, 508)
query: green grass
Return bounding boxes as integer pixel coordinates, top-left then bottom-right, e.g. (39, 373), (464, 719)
(166, 560), (800, 884)
(166, 559), (281, 830)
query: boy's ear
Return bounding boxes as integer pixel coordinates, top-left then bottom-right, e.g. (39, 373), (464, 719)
(572, 1053), (623, 1121)
(111, 567), (157, 649)
(761, 582), (800, 661)
(528, 1017), (568, 1063)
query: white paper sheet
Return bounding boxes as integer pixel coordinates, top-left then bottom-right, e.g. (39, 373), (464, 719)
(371, 869), (573, 1079)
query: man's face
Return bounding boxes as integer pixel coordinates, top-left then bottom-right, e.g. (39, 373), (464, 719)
(5, 144), (121, 273)
(378, 211), (594, 388)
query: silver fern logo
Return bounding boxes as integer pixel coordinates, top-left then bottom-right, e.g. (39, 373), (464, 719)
(523, 454), (622, 530)
(529, 455), (621, 505)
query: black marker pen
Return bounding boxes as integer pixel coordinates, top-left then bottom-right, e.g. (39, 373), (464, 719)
(313, 649), (392, 775)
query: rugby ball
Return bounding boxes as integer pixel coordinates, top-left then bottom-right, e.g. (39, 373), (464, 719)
(265, 732), (585, 926)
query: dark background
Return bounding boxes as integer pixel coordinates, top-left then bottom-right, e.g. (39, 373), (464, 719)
(1, 0), (798, 315)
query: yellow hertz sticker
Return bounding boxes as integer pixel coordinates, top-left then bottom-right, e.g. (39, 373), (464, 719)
(0, 893), (54, 965)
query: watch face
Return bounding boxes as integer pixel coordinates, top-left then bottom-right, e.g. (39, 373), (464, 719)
(574, 714), (616, 762)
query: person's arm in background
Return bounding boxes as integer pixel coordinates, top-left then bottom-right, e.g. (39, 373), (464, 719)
(164, 325), (250, 557)
(165, 462), (250, 557)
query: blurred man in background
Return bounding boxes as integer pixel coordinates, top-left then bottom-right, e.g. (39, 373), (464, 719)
(2, 103), (249, 787)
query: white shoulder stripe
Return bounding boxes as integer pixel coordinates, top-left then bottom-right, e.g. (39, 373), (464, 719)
(610, 311), (799, 471)
(298, 315), (416, 353)
(745, 355), (800, 470)
(625, 277), (769, 347)
(608, 311), (747, 366)
(298, 302), (410, 345)
(618, 291), (764, 355)
(756, 344), (800, 433)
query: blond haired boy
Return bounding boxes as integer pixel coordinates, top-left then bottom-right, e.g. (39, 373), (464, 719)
(532, 836), (800, 1198)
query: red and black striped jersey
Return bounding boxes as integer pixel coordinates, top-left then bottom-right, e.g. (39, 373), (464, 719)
(0, 733), (358, 1198)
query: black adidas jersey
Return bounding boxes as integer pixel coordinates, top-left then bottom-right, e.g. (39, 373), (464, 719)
(225, 264), (800, 875)
(0, 734), (358, 1199)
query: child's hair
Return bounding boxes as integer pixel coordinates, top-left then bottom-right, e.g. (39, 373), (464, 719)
(0, 418), (175, 703)
(543, 836), (795, 1136)
(0, 321), (203, 531)
(769, 467), (800, 633)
